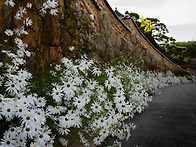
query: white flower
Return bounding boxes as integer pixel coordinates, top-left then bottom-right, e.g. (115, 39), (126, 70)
(15, 7), (26, 20)
(5, 0), (15, 7)
(14, 37), (23, 45)
(69, 46), (75, 51)
(55, 64), (62, 71)
(4, 29), (14, 36)
(91, 101), (102, 113)
(26, 3), (32, 9)
(97, 93), (107, 102)
(50, 70), (57, 77)
(105, 79), (112, 90)
(113, 92), (126, 103)
(59, 138), (69, 146)
(17, 49), (25, 57)
(1, 101), (16, 121)
(93, 136), (104, 145)
(58, 114), (78, 128)
(23, 18), (33, 26)
(5, 80), (20, 95)
(99, 128), (109, 138)
(51, 85), (64, 103)
(7, 52), (16, 58)
(92, 67), (102, 76)
(58, 125), (70, 135)
(73, 96), (86, 108)
(12, 58), (26, 66)
(25, 50), (31, 57)
(80, 59), (94, 70)
(105, 66), (114, 76)
(62, 81), (77, 98)
(87, 79), (97, 90)
(47, 0), (58, 9)
(50, 9), (58, 16)
(0, 132), (15, 146)
(36, 97), (46, 107)
(34, 130), (51, 146)
(14, 26), (28, 36)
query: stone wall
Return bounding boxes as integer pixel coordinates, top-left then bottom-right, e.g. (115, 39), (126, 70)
(76, 0), (186, 74)
(0, 0), (187, 74)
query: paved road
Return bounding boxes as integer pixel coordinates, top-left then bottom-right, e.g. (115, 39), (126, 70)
(122, 83), (196, 147)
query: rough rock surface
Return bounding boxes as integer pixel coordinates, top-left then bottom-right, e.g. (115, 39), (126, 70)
(0, 0), (186, 74)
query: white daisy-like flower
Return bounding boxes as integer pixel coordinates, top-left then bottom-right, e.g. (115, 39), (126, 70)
(50, 9), (58, 15)
(15, 7), (26, 20)
(4, 29), (14, 36)
(58, 124), (70, 135)
(99, 128), (109, 138)
(91, 101), (102, 113)
(12, 58), (26, 66)
(47, 0), (58, 9)
(7, 52), (16, 58)
(69, 46), (75, 51)
(5, 80), (19, 95)
(105, 66), (114, 76)
(5, 0), (15, 7)
(14, 26), (28, 36)
(105, 79), (112, 90)
(34, 130), (51, 146)
(97, 93), (107, 102)
(55, 64), (62, 71)
(62, 80), (76, 98)
(113, 92), (126, 103)
(36, 97), (46, 107)
(25, 50), (31, 57)
(88, 79), (97, 90)
(51, 85), (64, 103)
(93, 136), (104, 146)
(26, 3), (32, 9)
(0, 132), (15, 146)
(80, 59), (94, 70)
(23, 18), (33, 27)
(1, 101), (16, 121)
(73, 96), (86, 108)
(14, 37), (23, 45)
(92, 67), (102, 76)
(59, 138), (69, 146)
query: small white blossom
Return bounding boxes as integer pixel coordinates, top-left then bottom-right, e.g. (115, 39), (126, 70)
(26, 3), (32, 9)
(4, 29), (14, 36)
(5, 0), (15, 7)
(23, 18), (33, 27)
(69, 46), (75, 51)
(50, 9), (58, 15)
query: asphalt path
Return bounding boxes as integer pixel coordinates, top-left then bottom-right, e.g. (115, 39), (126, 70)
(122, 83), (196, 147)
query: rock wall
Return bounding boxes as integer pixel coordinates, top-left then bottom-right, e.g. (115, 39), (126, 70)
(76, 0), (186, 74)
(0, 0), (187, 74)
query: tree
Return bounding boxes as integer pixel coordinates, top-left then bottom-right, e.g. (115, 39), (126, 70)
(164, 43), (188, 64)
(129, 12), (175, 47)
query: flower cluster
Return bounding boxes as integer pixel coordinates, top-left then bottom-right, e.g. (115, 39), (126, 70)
(0, 1), (195, 147)
(40, 0), (59, 16)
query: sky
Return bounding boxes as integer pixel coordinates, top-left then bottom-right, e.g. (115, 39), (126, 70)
(107, 0), (196, 42)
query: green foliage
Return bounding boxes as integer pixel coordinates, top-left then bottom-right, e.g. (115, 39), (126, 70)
(175, 41), (196, 58)
(129, 12), (140, 20)
(165, 43), (188, 64)
(129, 12), (176, 47)
(164, 41), (196, 68)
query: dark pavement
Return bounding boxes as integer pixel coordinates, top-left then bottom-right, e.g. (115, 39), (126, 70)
(123, 83), (196, 147)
